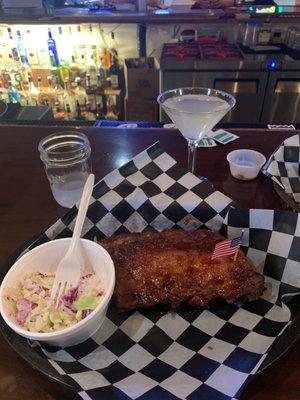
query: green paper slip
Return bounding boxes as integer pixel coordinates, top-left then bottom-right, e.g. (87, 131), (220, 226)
(196, 138), (217, 147)
(212, 130), (239, 145)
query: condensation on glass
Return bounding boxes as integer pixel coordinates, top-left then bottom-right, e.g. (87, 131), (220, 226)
(38, 131), (92, 208)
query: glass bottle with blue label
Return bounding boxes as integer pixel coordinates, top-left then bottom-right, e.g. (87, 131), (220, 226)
(47, 29), (59, 68)
(7, 81), (21, 103)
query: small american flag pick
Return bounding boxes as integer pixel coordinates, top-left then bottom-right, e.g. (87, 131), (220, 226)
(212, 231), (244, 260)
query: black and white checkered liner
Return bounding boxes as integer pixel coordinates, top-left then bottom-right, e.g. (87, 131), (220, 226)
(23, 143), (299, 400)
(263, 134), (300, 203)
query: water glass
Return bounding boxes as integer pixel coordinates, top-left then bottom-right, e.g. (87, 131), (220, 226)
(38, 131), (92, 208)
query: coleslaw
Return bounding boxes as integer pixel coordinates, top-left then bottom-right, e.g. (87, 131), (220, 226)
(3, 271), (104, 333)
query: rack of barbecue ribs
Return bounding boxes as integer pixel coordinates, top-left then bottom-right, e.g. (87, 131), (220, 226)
(99, 229), (265, 311)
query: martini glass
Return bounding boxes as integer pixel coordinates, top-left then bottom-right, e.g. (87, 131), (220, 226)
(157, 87), (236, 174)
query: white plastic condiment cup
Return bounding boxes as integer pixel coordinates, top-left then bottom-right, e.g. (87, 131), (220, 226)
(0, 238), (115, 347)
(227, 149), (266, 181)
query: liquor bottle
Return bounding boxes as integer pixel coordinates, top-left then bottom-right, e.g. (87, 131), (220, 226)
(7, 64), (19, 87)
(47, 76), (53, 90)
(14, 72), (23, 91)
(63, 78), (76, 116)
(98, 59), (107, 87)
(78, 54), (87, 80)
(0, 56), (7, 75)
(74, 25), (86, 64)
(37, 42), (52, 68)
(27, 76), (39, 106)
(26, 29), (39, 67)
(37, 76), (43, 90)
(18, 67), (30, 93)
(84, 102), (96, 121)
(2, 54), (11, 73)
(95, 102), (105, 119)
(16, 30), (29, 68)
(19, 91), (28, 107)
(95, 73), (104, 101)
(85, 74), (96, 112)
(74, 77), (86, 111)
(68, 25), (72, 38)
(57, 26), (73, 63)
(59, 59), (70, 82)
(53, 101), (65, 120)
(47, 28), (59, 68)
(102, 48), (111, 70)
(44, 76), (55, 107)
(86, 24), (97, 51)
(18, 56), (32, 92)
(0, 81), (9, 103)
(67, 25), (77, 63)
(52, 75), (64, 109)
(0, 28), (12, 67)
(86, 54), (98, 87)
(1, 65), (11, 86)
(36, 76), (50, 106)
(56, 27), (68, 75)
(7, 81), (21, 103)
(69, 55), (80, 84)
(75, 100), (84, 120)
(106, 95), (118, 120)
(108, 49), (120, 89)
(36, 76), (45, 105)
(65, 103), (74, 121)
(7, 28), (20, 63)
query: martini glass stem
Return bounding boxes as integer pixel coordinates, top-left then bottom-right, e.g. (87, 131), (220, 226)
(187, 139), (198, 174)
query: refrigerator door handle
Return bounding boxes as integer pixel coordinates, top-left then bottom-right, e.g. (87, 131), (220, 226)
(214, 79), (258, 94)
(275, 80), (300, 94)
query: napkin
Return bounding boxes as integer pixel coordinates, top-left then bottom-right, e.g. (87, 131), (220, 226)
(14, 142), (300, 400)
(263, 134), (300, 203)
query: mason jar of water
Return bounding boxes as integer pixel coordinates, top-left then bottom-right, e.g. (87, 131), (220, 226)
(38, 131), (92, 208)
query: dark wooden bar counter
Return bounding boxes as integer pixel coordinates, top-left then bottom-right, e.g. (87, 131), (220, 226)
(0, 125), (299, 400)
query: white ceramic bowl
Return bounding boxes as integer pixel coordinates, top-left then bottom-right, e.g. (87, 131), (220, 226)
(0, 238), (115, 347)
(227, 149), (266, 181)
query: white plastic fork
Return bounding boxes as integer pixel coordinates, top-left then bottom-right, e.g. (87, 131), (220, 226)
(50, 173), (95, 306)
